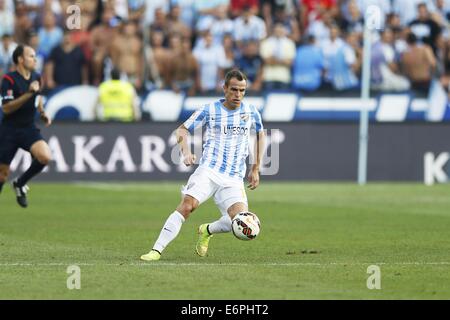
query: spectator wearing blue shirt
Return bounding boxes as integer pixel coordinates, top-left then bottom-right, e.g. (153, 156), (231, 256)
(292, 35), (324, 91)
(37, 11), (63, 59)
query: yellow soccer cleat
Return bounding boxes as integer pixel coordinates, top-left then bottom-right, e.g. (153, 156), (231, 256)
(196, 224), (213, 257)
(140, 250), (161, 261)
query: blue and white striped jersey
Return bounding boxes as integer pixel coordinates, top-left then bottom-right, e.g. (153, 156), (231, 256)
(183, 99), (264, 180)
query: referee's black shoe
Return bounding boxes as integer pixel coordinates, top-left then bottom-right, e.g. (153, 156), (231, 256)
(12, 179), (29, 208)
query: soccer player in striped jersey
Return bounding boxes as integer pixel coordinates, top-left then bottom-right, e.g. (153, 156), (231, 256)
(141, 69), (265, 261)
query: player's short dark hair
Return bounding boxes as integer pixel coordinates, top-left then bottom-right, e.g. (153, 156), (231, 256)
(224, 69), (247, 86)
(12, 45), (26, 65)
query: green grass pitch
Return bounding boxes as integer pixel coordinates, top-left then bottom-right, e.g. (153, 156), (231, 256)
(0, 182), (449, 299)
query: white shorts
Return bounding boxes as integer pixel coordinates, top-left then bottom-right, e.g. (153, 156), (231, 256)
(181, 166), (248, 216)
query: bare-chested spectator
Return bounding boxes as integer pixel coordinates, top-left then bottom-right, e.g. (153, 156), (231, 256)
(168, 34), (199, 96)
(111, 20), (144, 90)
(90, 6), (119, 85)
(145, 29), (170, 88)
(167, 4), (192, 40)
(400, 33), (437, 93)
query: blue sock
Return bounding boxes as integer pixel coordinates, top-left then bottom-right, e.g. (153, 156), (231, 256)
(16, 159), (46, 187)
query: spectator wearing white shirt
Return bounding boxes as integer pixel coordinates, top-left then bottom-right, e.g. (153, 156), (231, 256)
(196, 5), (233, 45)
(371, 28), (410, 91)
(193, 31), (228, 93)
(320, 24), (359, 91)
(194, 0), (230, 36)
(306, 10), (333, 47)
(233, 6), (267, 50)
(0, 0), (14, 38)
(260, 23), (296, 90)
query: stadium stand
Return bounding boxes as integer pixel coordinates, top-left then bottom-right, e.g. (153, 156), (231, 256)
(0, 0), (449, 122)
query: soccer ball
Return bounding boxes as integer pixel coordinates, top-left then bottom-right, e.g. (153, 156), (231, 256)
(231, 212), (261, 241)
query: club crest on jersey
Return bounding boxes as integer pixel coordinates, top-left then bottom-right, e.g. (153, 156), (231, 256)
(240, 114), (249, 122)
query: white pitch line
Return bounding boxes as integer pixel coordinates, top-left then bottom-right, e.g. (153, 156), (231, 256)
(0, 262), (449, 267)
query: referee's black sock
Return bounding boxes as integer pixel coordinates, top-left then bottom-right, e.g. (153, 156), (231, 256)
(16, 159), (46, 187)
(0, 182), (4, 193)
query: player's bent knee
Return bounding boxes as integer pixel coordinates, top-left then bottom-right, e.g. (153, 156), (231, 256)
(37, 154), (52, 166)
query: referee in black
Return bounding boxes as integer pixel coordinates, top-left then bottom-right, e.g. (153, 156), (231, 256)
(0, 45), (52, 208)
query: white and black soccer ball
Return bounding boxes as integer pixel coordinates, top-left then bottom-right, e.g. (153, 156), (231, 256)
(231, 212), (261, 241)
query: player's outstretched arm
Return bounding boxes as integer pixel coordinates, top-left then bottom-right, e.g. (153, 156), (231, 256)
(176, 125), (196, 166)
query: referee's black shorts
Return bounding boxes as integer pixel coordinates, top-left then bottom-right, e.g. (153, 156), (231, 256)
(0, 124), (44, 165)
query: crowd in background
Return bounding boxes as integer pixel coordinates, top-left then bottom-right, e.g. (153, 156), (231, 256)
(0, 0), (450, 97)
